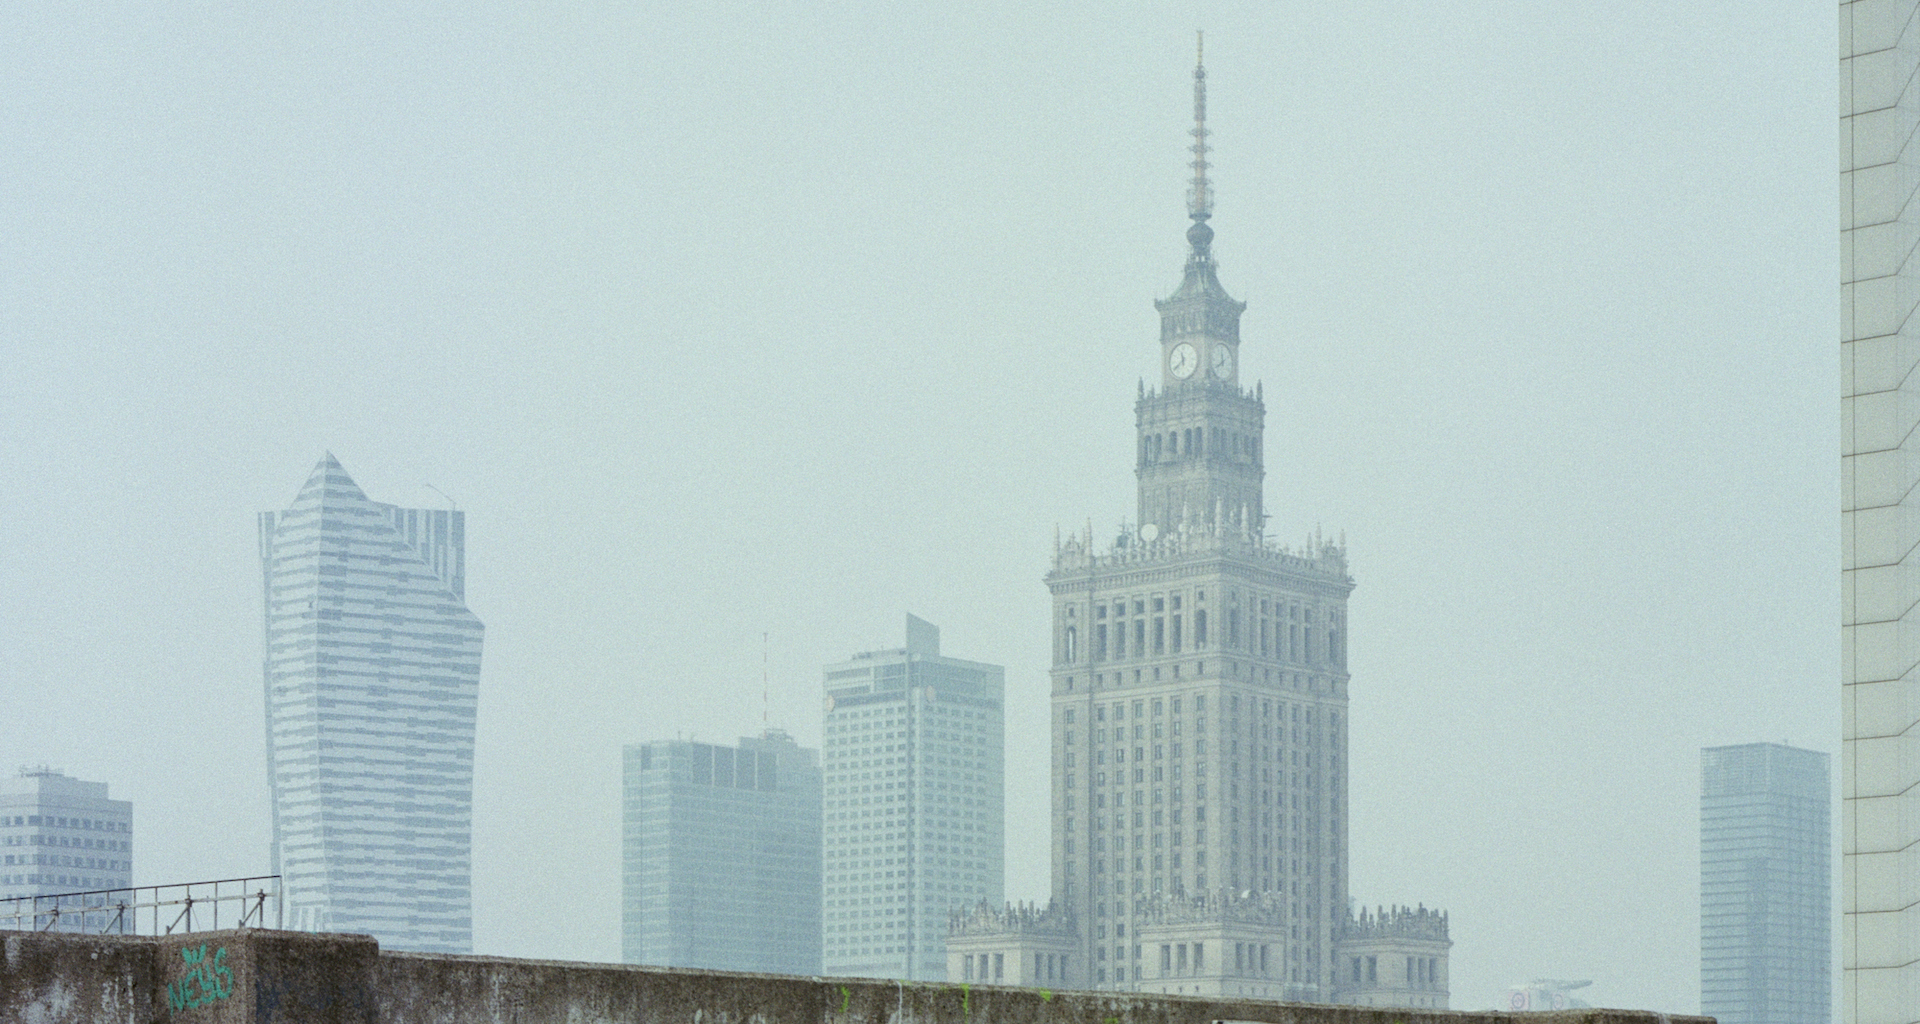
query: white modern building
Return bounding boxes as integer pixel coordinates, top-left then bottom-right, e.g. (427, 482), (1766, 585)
(0, 768), (133, 930)
(259, 454), (484, 953)
(1701, 743), (1831, 1024)
(821, 615), (1004, 981)
(622, 730), (823, 974)
(1841, 5), (1920, 1023)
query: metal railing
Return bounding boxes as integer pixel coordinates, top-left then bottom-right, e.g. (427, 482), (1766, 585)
(0, 876), (281, 935)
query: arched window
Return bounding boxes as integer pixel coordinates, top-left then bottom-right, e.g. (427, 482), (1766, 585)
(1194, 610), (1208, 645)
(1065, 626), (1078, 663)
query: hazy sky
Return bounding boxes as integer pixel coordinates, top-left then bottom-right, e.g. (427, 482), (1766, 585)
(0, 1), (1835, 1013)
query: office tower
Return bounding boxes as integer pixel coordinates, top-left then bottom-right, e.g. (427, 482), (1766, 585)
(622, 730), (823, 974)
(1842, 5), (1920, 1023)
(821, 615), (1004, 981)
(1701, 744), (1831, 1024)
(258, 454), (484, 953)
(0, 769), (134, 929)
(949, 43), (1446, 1006)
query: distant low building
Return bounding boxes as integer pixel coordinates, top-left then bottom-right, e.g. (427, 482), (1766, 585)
(0, 768), (134, 931)
(622, 730), (822, 975)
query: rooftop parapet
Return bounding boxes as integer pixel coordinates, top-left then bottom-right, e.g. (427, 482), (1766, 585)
(1050, 520), (1349, 583)
(1340, 903), (1451, 943)
(949, 899), (1078, 939)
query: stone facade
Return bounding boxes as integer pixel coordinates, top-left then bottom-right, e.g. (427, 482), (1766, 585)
(946, 901), (1078, 987)
(1336, 905), (1451, 1010)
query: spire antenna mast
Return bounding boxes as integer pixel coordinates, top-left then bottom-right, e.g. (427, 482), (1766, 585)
(1188, 30), (1212, 223)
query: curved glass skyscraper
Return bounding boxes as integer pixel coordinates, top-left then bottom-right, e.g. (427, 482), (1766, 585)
(259, 454), (483, 953)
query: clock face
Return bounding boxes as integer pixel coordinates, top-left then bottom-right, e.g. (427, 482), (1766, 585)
(1209, 345), (1233, 379)
(1169, 342), (1198, 379)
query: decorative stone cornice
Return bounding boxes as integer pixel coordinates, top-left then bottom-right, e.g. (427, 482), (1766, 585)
(947, 900), (1079, 939)
(1339, 904), (1451, 943)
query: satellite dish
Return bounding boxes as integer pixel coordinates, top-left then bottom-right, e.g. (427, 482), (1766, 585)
(1139, 523), (1160, 543)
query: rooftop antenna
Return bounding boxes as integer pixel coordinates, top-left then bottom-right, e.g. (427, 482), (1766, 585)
(1188, 31), (1212, 224)
(422, 484), (458, 511)
(762, 631), (771, 730)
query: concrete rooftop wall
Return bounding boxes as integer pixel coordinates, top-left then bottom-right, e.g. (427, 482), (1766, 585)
(0, 928), (1710, 1024)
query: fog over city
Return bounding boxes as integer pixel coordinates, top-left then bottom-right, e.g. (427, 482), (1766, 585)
(0, 1), (1833, 1014)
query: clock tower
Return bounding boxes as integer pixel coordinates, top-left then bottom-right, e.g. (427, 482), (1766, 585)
(1137, 49), (1264, 539)
(952, 38), (1450, 1005)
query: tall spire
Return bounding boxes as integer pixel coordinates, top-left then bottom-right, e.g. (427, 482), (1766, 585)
(1186, 31), (1214, 258)
(1155, 31), (1242, 349)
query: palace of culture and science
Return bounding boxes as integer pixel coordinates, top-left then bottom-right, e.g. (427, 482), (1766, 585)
(947, 43), (1450, 1008)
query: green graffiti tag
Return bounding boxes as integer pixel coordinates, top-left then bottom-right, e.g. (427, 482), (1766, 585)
(840, 985), (851, 1013)
(166, 944), (233, 1013)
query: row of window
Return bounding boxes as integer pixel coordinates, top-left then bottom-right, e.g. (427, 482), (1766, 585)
(958, 951), (1073, 982)
(4, 853), (131, 871)
(1064, 664), (1341, 697)
(1, 874), (128, 891)
(1082, 866), (1330, 902)
(0, 834), (129, 851)
(1348, 954), (1442, 989)
(1066, 693), (1335, 727)
(0, 815), (128, 832)
(1062, 616), (1344, 670)
(1139, 423), (1260, 465)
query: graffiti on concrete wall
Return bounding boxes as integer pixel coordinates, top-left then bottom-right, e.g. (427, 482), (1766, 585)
(166, 944), (233, 1013)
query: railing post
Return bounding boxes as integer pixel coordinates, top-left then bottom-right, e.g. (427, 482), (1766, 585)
(1, 876), (280, 937)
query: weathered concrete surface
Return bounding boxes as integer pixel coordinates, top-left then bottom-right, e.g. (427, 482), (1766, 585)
(0, 928), (1714, 1024)
(1, 931), (159, 1024)
(156, 930), (378, 1024)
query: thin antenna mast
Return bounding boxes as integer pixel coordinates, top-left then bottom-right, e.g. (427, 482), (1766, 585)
(762, 631), (770, 729)
(1188, 31), (1212, 221)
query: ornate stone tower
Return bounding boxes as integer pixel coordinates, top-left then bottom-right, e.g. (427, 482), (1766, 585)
(1044, 39), (1356, 1000)
(950, 40), (1447, 1004)
(1135, 53), (1263, 539)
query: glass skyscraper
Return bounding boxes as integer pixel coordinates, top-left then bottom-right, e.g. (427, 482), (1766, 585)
(821, 615), (1004, 981)
(258, 454), (483, 953)
(1701, 743), (1831, 1024)
(621, 731), (822, 974)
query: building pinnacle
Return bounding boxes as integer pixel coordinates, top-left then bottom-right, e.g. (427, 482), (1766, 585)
(1186, 31), (1214, 258)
